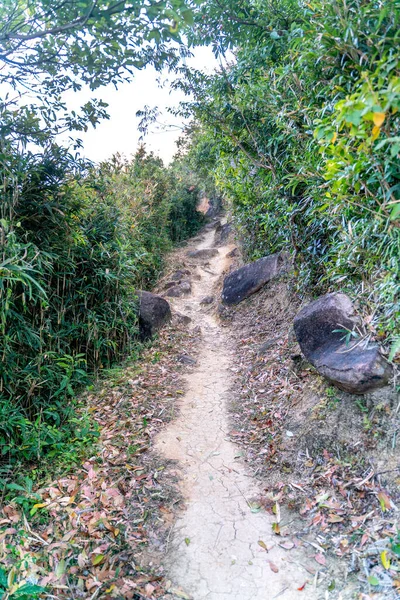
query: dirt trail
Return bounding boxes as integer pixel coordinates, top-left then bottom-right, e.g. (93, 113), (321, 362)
(155, 224), (317, 600)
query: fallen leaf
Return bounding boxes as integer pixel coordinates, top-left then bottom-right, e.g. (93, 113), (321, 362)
(279, 541), (294, 550)
(273, 502), (281, 523)
(272, 522), (280, 535)
(327, 514), (344, 523)
(381, 550), (391, 570)
(55, 559), (66, 579)
(298, 581), (308, 591)
(258, 540), (268, 552)
(91, 554), (105, 566)
(145, 583), (155, 595)
(267, 560), (279, 573)
(377, 491), (391, 512)
(168, 587), (192, 599)
(315, 553), (326, 566)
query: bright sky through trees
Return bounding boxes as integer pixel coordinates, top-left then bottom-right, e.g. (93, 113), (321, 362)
(61, 46), (218, 164)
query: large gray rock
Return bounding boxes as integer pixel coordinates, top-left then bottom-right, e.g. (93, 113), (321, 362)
(294, 293), (393, 394)
(221, 253), (282, 305)
(138, 291), (171, 339)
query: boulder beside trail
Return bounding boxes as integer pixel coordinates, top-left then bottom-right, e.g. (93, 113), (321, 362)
(221, 253), (284, 305)
(138, 290), (171, 339)
(294, 292), (393, 394)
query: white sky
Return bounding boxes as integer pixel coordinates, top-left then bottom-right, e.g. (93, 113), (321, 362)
(61, 46), (218, 165)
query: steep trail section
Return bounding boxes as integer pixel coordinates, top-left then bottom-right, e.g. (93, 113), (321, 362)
(156, 225), (315, 600)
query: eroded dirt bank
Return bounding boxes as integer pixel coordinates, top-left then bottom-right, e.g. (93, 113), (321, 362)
(154, 225), (318, 600)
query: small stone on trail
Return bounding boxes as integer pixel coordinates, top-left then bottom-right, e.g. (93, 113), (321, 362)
(165, 281), (192, 297)
(170, 268), (191, 281)
(187, 248), (219, 260)
(174, 312), (192, 325)
(227, 247), (239, 258)
(215, 221), (232, 245)
(257, 339), (277, 355)
(177, 354), (197, 365)
(200, 296), (214, 305)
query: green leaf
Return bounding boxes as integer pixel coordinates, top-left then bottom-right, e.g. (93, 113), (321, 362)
(181, 9), (194, 25)
(0, 568), (7, 589)
(389, 202), (400, 221)
(10, 584), (45, 599)
(389, 338), (400, 362)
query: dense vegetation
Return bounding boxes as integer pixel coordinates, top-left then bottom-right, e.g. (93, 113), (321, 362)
(1, 0), (399, 472)
(0, 0), (204, 469)
(179, 0), (400, 352)
(0, 147), (204, 465)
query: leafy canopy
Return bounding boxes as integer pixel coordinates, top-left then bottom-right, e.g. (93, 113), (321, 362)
(0, 0), (195, 147)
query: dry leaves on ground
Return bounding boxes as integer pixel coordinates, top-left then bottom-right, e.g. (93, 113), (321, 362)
(0, 321), (199, 600)
(222, 279), (400, 599)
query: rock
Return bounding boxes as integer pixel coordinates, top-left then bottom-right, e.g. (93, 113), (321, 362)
(138, 290), (171, 339)
(164, 281), (191, 297)
(221, 253), (284, 305)
(215, 222), (232, 245)
(187, 248), (219, 260)
(204, 219), (221, 231)
(294, 292), (393, 394)
(227, 247), (239, 258)
(170, 268), (191, 281)
(177, 354), (197, 365)
(200, 296), (214, 305)
(257, 339), (277, 355)
(174, 312), (192, 325)
(205, 196), (223, 217)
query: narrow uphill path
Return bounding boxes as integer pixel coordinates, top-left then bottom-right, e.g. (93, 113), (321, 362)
(155, 223), (316, 600)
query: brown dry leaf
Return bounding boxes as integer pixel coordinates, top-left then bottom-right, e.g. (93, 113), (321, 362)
(327, 514), (344, 523)
(267, 560), (279, 573)
(279, 541), (294, 550)
(168, 587), (192, 599)
(377, 490), (391, 511)
(272, 522), (280, 535)
(314, 553), (326, 566)
(145, 583), (155, 595)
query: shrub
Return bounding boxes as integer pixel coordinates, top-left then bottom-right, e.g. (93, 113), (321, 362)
(0, 145), (204, 464)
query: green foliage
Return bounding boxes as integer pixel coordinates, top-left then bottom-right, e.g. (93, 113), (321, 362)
(0, 565), (45, 600)
(182, 0), (400, 346)
(0, 0), (195, 149)
(0, 145), (203, 466)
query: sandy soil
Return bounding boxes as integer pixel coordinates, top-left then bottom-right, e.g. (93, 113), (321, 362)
(155, 224), (318, 600)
